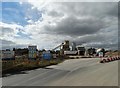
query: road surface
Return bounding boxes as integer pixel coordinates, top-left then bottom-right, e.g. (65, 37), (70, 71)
(2, 58), (118, 86)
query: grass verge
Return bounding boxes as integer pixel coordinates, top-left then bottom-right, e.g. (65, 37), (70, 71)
(2, 59), (64, 76)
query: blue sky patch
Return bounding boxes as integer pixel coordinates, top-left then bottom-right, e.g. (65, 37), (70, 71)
(1, 2), (42, 26)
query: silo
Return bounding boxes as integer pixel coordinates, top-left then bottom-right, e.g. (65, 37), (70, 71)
(71, 42), (76, 51)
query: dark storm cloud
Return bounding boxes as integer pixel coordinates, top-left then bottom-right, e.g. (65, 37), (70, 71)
(43, 2), (118, 49)
(87, 43), (118, 50)
(44, 2), (118, 36)
(74, 35), (106, 45)
(58, 2), (118, 17)
(48, 16), (105, 36)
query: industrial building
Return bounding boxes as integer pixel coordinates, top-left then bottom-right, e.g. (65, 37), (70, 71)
(52, 40), (103, 57)
(52, 40), (86, 56)
(76, 46), (86, 56)
(0, 49), (15, 60)
(62, 41), (86, 56)
(52, 40), (70, 56)
(0, 41), (105, 61)
(28, 45), (37, 60)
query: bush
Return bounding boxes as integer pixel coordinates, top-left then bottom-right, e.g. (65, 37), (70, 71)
(2, 59), (63, 75)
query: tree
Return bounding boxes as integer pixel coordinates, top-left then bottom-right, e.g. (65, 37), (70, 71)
(42, 49), (46, 52)
(13, 48), (16, 51)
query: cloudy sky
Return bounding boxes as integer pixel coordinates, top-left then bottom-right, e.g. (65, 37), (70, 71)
(0, 0), (119, 50)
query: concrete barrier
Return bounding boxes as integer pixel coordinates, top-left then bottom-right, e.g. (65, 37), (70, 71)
(100, 56), (120, 63)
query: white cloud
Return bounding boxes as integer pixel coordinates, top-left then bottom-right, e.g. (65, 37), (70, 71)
(0, 22), (23, 40)
(23, 2), (118, 50)
(1, 2), (118, 50)
(27, 0), (119, 3)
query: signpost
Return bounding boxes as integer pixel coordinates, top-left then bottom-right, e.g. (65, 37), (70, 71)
(42, 51), (52, 60)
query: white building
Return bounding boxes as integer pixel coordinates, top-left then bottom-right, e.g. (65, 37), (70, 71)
(0, 49), (15, 60)
(28, 45), (37, 59)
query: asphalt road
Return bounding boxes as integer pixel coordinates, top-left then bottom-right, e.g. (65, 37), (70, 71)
(2, 58), (118, 86)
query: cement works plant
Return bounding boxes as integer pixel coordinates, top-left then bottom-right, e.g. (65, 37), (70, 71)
(1, 40), (120, 86)
(2, 1), (119, 86)
(1, 40), (107, 61)
(1, 40), (120, 65)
